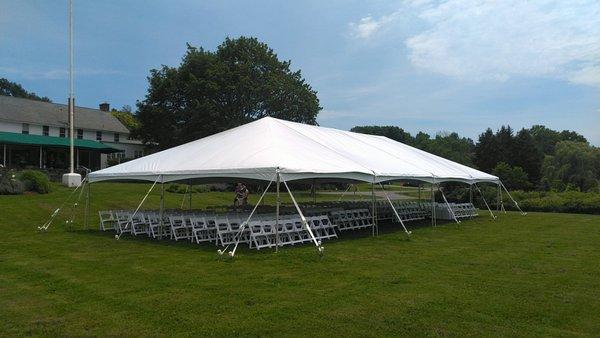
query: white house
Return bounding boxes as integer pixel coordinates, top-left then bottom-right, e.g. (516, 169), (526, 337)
(0, 95), (146, 171)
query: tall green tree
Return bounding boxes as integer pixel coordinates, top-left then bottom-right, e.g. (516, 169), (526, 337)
(512, 128), (543, 185)
(541, 141), (600, 191)
(474, 128), (499, 172)
(136, 37), (321, 149)
(0, 78), (51, 102)
(495, 125), (514, 165)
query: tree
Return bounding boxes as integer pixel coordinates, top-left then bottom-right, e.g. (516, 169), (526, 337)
(541, 141), (600, 191)
(136, 37), (321, 149)
(512, 128), (543, 185)
(350, 126), (414, 145)
(474, 128), (499, 172)
(492, 162), (530, 190)
(0, 78), (51, 102)
(495, 125), (514, 165)
(428, 132), (475, 166)
(111, 106), (140, 133)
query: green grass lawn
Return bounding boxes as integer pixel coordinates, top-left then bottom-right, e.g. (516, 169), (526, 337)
(1, 183), (599, 336)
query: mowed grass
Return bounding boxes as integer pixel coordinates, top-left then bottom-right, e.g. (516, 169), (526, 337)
(1, 183), (599, 336)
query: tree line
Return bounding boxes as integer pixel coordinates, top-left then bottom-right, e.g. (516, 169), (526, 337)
(351, 125), (599, 192)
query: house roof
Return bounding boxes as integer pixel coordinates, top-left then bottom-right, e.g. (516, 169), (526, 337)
(0, 95), (130, 134)
(0, 131), (123, 153)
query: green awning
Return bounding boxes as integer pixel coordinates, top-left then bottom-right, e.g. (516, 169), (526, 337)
(0, 131), (123, 153)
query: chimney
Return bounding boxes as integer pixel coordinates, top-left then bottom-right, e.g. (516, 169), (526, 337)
(99, 102), (110, 112)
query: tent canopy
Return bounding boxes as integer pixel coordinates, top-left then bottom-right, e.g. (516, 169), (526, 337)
(88, 117), (499, 184)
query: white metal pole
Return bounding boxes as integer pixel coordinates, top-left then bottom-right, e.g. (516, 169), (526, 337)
(39, 146), (42, 168)
(159, 177), (164, 239)
(84, 182), (90, 229)
(68, 0), (75, 174)
(2, 143), (5, 167)
(371, 177), (376, 236)
(275, 171), (280, 252)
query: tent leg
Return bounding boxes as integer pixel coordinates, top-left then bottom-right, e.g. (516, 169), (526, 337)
(188, 180), (192, 210)
(227, 175), (277, 257)
(431, 181), (437, 227)
(378, 183), (411, 238)
(474, 183), (496, 220)
(116, 176), (161, 240)
(338, 184), (352, 202)
(500, 181), (527, 215)
(275, 172), (280, 253)
(281, 175), (323, 255)
(159, 179), (165, 240)
(439, 186), (460, 224)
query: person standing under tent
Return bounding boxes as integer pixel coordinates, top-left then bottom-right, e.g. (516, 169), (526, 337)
(233, 183), (249, 207)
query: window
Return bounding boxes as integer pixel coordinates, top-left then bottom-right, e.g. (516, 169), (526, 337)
(42, 125), (49, 136)
(114, 133), (120, 143)
(22, 123), (29, 135)
(77, 129), (83, 139)
(59, 127), (66, 138)
(96, 131), (102, 141)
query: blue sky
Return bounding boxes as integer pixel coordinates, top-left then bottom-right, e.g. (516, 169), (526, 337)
(1, 0), (598, 144)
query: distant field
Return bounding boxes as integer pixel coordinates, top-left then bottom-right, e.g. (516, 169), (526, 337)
(1, 183), (599, 336)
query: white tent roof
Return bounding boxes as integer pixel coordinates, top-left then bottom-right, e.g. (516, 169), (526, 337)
(88, 117), (499, 184)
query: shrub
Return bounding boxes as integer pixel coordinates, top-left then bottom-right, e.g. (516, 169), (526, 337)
(17, 170), (52, 194)
(0, 174), (25, 195)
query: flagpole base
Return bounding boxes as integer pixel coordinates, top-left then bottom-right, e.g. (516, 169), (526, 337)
(62, 173), (82, 187)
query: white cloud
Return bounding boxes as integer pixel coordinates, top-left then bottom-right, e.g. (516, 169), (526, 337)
(405, 0), (600, 86)
(349, 11), (400, 39)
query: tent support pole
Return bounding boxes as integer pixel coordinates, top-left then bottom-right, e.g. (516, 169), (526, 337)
(188, 180), (192, 210)
(474, 183), (496, 220)
(371, 176), (377, 236)
(116, 176), (160, 239)
(418, 184), (421, 202)
(378, 183), (411, 238)
(2, 143), (6, 167)
(497, 184), (500, 212)
(500, 181), (527, 215)
(159, 177), (165, 240)
(431, 178), (437, 227)
(281, 175), (323, 255)
(469, 184), (473, 205)
(439, 186), (460, 224)
(338, 184), (352, 202)
(275, 171), (280, 253)
(227, 175), (276, 257)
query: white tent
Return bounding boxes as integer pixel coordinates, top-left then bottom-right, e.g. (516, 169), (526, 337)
(88, 117), (499, 184)
(74, 117), (523, 256)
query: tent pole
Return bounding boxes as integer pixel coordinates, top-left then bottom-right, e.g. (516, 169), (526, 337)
(497, 184), (500, 212)
(2, 143), (5, 167)
(371, 177), (376, 237)
(418, 184), (421, 202)
(188, 179), (192, 210)
(469, 183), (473, 205)
(474, 183), (496, 220)
(39, 146), (42, 168)
(338, 184), (352, 202)
(116, 176), (160, 240)
(439, 186), (460, 224)
(227, 176), (276, 257)
(281, 175), (323, 255)
(159, 176), (165, 240)
(500, 181), (527, 215)
(378, 183), (411, 238)
(275, 171), (280, 253)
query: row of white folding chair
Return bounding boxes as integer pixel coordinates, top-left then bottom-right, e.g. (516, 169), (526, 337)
(392, 202), (427, 221)
(98, 210), (117, 231)
(248, 215), (336, 250)
(329, 209), (373, 231)
(452, 203), (479, 218)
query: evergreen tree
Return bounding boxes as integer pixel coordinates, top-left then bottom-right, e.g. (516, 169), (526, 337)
(474, 128), (499, 172)
(512, 128), (543, 185)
